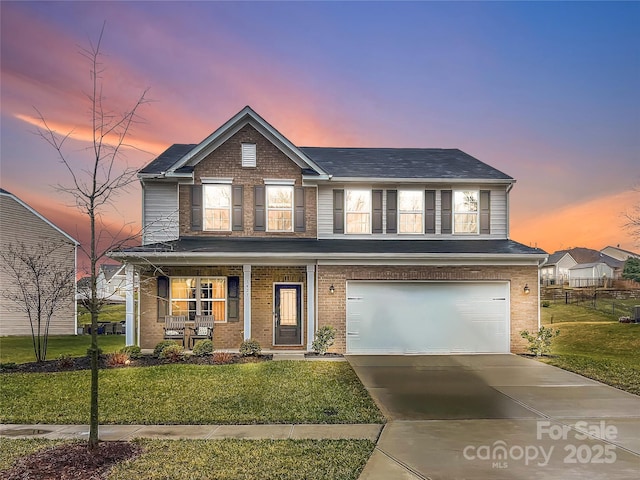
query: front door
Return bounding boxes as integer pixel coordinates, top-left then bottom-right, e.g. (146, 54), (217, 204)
(274, 284), (302, 345)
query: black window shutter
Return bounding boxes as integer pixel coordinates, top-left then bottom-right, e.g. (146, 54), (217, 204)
(441, 190), (452, 234)
(227, 276), (240, 322)
(425, 190), (436, 234)
(386, 190), (397, 234)
(157, 276), (169, 322)
(372, 190), (383, 233)
(191, 185), (203, 231)
(232, 185), (244, 231)
(254, 186), (265, 231)
(480, 190), (491, 234)
(294, 187), (305, 232)
(333, 189), (344, 234)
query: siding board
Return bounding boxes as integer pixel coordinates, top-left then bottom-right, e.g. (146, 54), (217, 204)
(143, 183), (180, 245)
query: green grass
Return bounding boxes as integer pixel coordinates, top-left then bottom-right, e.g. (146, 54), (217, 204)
(540, 302), (640, 395)
(77, 304), (126, 326)
(0, 439), (375, 480)
(0, 438), (69, 471)
(0, 335), (125, 364)
(0, 361), (384, 425)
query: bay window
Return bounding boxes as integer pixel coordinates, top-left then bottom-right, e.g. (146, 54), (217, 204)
(170, 277), (227, 322)
(453, 190), (479, 234)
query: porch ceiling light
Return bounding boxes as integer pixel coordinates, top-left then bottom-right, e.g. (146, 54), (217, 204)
(329, 284), (335, 294)
(523, 284), (530, 295)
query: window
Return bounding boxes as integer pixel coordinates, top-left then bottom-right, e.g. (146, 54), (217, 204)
(170, 277), (227, 322)
(267, 185), (293, 232)
(241, 143), (256, 167)
(203, 184), (231, 231)
(398, 190), (423, 234)
(453, 190), (479, 234)
(346, 189), (371, 234)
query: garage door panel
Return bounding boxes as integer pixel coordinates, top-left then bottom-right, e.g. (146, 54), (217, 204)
(346, 282), (509, 354)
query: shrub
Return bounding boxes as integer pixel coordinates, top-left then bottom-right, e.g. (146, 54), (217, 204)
(541, 300), (551, 308)
(312, 326), (336, 355)
(213, 352), (234, 364)
(120, 345), (142, 359)
(56, 354), (75, 369)
(153, 340), (179, 357)
(159, 344), (185, 362)
(239, 339), (261, 356)
(192, 339), (214, 357)
(106, 351), (131, 367)
(520, 326), (560, 357)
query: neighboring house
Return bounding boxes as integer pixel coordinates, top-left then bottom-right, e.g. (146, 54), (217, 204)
(111, 106), (547, 354)
(600, 245), (640, 262)
(569, 262), (615, 288)
(540, 251), (577, 286)
(77, 263), (136, 303)
(0, 188), (78, 335)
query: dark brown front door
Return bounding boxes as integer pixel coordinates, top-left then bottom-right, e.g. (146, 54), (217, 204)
(274, 284), (302, 345)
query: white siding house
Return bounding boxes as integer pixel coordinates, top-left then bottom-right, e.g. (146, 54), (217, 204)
(569, 262), (614, 288)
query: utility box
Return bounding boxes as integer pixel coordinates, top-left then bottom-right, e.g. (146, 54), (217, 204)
(633, 306), (640, 323)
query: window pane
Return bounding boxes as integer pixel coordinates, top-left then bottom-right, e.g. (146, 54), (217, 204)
(399, 213), (423, 233)
(204, 209), (230, 230)
(171, 278), (196, 299)
(398, 191), (423, 212)
(204, 185), (231, 208)
(346, 213), (370, 233)
(212, 301), (226, 322)
(454, 191), (478, 213)
(454, 213), (478, 233)
(346, 190), (371, 212)
(171, 300), (196, 320)
(268, 210), (293, 231)
(267, 186), (293, 208)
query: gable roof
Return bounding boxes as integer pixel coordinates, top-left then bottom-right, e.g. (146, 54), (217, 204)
(545, 251), (576, 266)
(0, 189), (79, 245)
(300, 147), (513, 181)
(553, 247), (624, 270)
(139, 144), (197, 175)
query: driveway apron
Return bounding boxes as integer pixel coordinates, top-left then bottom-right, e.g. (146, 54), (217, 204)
(349, 354), (640, 480)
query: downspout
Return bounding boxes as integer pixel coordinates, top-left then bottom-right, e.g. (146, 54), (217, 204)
(537, 255), (549, 330)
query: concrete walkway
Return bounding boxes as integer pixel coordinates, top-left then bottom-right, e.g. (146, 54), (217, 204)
(0, 423), (382, 442)
(349, 355), (640, 480)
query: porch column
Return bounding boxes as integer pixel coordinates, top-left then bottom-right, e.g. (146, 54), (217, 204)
(125, 263), (135, 346)
(306, 264), (316, 350)
(243, 265), (252, 340)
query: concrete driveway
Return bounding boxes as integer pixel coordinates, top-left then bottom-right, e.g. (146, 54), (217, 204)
(349, 355), (640, 480)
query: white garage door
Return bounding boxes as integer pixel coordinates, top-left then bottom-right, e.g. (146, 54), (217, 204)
(346, 282), (510, 354)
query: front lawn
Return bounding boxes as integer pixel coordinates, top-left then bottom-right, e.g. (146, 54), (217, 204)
(0, 361), (384, 425)
(0, 335), (125, 364)
(0, 438), (375, 480)
(540, 302), (640, 395)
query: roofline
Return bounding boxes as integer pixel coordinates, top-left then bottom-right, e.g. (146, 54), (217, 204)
(166, 106), (329, 176)
(320, 177), (516, 184)
(0, 190), (79, 245)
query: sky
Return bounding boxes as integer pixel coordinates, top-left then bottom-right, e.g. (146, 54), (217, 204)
(1, 0), (639, 261)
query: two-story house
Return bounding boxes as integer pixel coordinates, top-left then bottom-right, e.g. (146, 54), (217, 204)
(111, 106), (547, 354)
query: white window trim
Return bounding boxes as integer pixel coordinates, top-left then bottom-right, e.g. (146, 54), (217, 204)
(241, 143), (256, 168)
(170, 276), (227, 323)
(453, 190), (479, 235)
(264, 179), (295, 185)
(266, 184), (294, 232)
(203, 184), (232, 232)
(201, 177), (233, 184)
(345, 188), (372, 235)
(398, 190), (424, 235)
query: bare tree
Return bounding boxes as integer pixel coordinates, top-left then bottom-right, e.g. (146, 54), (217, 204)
(624, 187), (640, 244)
(35, 25), (149, 451)
(0, 241), (75, 362)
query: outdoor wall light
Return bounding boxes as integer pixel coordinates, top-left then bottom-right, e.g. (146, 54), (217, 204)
(329, 284), (335, 294)
(523, 284), (531, 295)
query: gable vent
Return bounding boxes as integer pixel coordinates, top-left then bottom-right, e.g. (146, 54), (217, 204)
(241, 143), (257, 167)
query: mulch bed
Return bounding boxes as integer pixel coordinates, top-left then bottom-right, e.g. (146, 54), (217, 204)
(0, 353), (272, 374)
(1, 441), (142, 480)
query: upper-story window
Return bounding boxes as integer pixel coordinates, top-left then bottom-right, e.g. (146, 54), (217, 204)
(203, 184), (231, 231)
(267, 185), (293, 232)
(346, 189), (371, 234)
(241, 143), (256, 167)
(398, 190), (423, 234)
(453, 190), (479, 234)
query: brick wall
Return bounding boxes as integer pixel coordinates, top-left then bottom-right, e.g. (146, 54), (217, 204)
(316, 265), (539, 354)
(178, 124), (317, 238)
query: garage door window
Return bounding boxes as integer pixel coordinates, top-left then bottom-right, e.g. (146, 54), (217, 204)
(454, 190), (478, 234)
